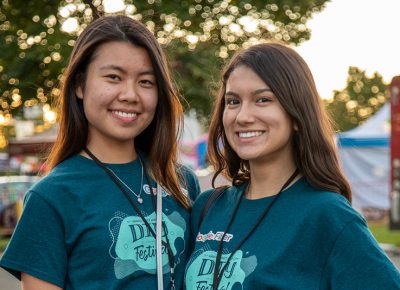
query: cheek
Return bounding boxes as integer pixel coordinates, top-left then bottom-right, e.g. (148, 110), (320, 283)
(139, 87), (158, 108)
(222, 114), (227, 129)
(142, 94), (158, 120)
(282, 114), (294, 131)
(222, 113), (237, 148)
(222, 110), (233, 130)
(83, 90), (106, 107)
(277, 116), (295, 141)
(148, 92), (158, 111)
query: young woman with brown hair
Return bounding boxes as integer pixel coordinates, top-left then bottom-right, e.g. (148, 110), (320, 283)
(0, 15), (200, 289)
(185, 43), (399, 289)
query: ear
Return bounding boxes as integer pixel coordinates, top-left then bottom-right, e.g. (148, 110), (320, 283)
(293, 123), (299, 131)
(75, 85), (83, 99)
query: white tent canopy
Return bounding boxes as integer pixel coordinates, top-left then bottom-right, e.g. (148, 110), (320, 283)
(337, 103), (390, 210)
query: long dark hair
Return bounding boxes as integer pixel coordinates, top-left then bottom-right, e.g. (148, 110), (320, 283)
(46, 15), (190, 208)
(208, 43), (352, 201)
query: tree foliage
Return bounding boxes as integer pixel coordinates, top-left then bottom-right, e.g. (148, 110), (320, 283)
(0, 0), (329, 124)
(325, 66), (388, 132)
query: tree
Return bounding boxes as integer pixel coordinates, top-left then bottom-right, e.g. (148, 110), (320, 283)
(0, 0), (329, 125)
(325, 66), (388, 132)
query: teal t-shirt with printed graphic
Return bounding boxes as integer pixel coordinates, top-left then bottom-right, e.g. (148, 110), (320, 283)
(0, 154), (200, 289)
(185, 177), (400, 290)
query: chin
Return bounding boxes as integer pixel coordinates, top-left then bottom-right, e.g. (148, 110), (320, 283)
(111, 135), (137, 144)
(236, 152), (259, 161)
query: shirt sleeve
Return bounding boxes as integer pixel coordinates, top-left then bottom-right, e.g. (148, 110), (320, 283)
(0, 191), (67, 288)
(320, 216), (400, 289)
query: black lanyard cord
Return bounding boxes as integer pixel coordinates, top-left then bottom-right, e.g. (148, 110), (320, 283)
(212, 169), (299, 290)
(83, 148), (175, 288)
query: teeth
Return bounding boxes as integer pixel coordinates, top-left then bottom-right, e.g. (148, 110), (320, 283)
(113, 111), (137, 118)
(238, 131), (263, 138)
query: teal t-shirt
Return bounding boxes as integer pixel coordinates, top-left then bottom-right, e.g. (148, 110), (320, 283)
(185, 177), (400, 289)
(0, 154), (200, 289)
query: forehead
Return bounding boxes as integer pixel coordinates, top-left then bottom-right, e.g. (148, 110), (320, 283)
(89, 41), (153, 69)
(226, 65), (268, 90)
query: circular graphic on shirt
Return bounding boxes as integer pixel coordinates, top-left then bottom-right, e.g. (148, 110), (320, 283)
(109, 210), (186, 279)
(185, 245), (257, 290)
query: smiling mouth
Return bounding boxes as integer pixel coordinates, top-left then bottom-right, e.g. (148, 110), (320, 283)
(237, 131), (264, 138)
(112, 111), (137, 118)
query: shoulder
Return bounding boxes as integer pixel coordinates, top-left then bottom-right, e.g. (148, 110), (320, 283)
(176, 164), (201, 202)
(33, 155), (79, 183)
(308, 186), (356, 221)
(189, 185), (242, 237)
(192, 188), (214, 211)
(285, 177), (353, 211)
(41, 154), (93, 180)
(285, 177), (362, 231)
(192, 185), (240, 221)
(28, 154), (94, 202)
(177, 164), (198, 186)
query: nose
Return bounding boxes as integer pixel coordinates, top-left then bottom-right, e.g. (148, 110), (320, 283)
(118, 80), (139, 103)
(236, 102), (255, 124)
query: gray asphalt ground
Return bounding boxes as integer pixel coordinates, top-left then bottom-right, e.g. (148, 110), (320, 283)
(0, 267), (19, 290)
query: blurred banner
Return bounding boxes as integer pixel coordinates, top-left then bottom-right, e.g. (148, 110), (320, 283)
(179, 134), (208, 170)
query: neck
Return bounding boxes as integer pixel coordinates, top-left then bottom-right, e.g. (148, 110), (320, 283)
(83, 140), (137, 164)
(246, 159), (298, 199)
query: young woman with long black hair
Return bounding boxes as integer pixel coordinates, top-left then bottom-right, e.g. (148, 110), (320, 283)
(1, 15), (200, 290)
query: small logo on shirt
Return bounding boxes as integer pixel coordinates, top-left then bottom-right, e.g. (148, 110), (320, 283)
(143, 184), (186, 197)
(196, 231), (233, 243)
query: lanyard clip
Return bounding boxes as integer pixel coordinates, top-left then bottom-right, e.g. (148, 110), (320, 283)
(170, 267), (175, 290)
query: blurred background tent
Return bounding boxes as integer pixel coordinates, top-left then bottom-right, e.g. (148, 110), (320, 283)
(337, 103), (390, 210)
(179, 111), (207, 171)
(180, 103), (392, 199)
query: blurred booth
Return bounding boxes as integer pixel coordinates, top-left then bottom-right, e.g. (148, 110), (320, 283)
(7, 123), (58, 174)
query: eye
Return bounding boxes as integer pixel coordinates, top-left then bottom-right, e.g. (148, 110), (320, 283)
(105, 74), (121, 81)
(225, 97), (240, 106)
(256, 97), (271, 103)
(139, 79), (155, 88)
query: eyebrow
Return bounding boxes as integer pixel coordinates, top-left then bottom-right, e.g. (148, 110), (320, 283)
(99, 65), (155, 76)
(225, 88), (272, 97)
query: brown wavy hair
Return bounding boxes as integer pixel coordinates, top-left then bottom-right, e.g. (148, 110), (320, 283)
(46, 15), (190, 208)
(208, 42), (352, 201)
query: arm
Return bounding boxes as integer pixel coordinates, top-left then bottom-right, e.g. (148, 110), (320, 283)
(21, 273), (62, 290)
(0, 192), (67, 288)
(320, 216), (400, 289)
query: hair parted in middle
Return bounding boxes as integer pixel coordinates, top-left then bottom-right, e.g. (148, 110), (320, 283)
(46, 15), (190, 208)
(208, 42), (352, 202)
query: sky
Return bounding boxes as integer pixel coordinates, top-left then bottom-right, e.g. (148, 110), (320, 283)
(295, 0), (400, 99)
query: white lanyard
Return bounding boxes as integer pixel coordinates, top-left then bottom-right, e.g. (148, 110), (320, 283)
(156, 183), (164, 290)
